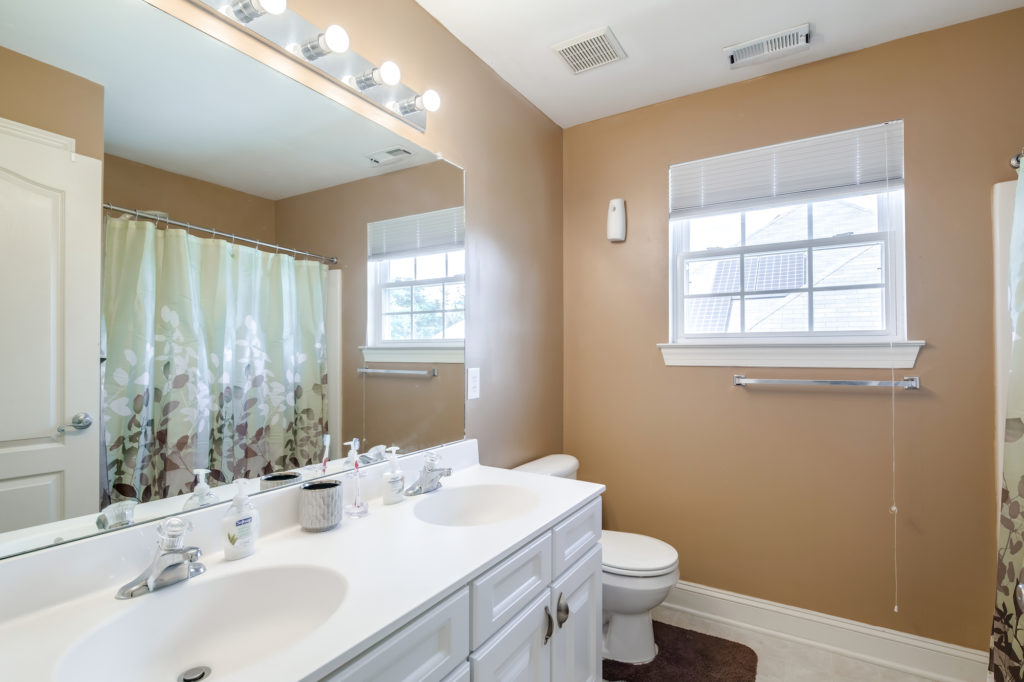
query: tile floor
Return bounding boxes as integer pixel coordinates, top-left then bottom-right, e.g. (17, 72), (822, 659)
(652, 605), (939, 682)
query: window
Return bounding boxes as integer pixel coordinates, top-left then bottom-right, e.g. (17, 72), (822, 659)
(366, 207), (465, 361)
(663, 121), (923, 368)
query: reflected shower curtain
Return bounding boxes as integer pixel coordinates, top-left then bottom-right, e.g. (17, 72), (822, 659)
(994, 168), (1024, 681)
(101, 217), (328, 504)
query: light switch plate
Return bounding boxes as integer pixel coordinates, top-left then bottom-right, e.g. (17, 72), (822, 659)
(467, 367), (480, 400)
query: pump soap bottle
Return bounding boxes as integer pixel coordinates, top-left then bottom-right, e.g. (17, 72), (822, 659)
(382, 446), (404, 505)
(222, 482), (260, 560)
(183, 468), (218, 510)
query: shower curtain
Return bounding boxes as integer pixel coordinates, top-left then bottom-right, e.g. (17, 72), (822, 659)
(101, 217), (328, 504)
(994, 169), (1024, 682)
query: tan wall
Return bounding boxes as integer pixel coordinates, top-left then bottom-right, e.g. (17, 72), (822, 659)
(563, 10), (1024, 649)
(103, 155), (276, 243)
(276, 161), (465, 447)
(364, 362), (465, 453)
(0, 46), (103, 160)
(286, 0), (565, 467)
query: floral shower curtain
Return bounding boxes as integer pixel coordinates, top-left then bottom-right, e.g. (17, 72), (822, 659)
(101, 217), (328, 504)
(994, 168), (1024, 681)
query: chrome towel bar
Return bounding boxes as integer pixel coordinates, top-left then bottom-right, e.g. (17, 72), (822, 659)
(357, 368), (438, 378)
(733, 375), (920, 390)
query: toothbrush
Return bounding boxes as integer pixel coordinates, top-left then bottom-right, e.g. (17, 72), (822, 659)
(320, 434), (331, 475)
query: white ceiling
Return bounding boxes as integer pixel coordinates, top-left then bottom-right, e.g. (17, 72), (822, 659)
(0, 0), (436, 199)
(416, 0), (1024, 128)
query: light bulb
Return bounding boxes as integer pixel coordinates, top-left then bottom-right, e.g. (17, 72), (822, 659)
(421, 89), (441, 112)
(378, 60), (401, 86)
(323, 24), (349, 53)
(260, 0), (287, 15)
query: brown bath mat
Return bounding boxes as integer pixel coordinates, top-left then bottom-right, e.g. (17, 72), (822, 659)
(602, 621), (757, 682)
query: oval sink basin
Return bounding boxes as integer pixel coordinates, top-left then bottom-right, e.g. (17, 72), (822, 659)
(414, 484), (540, 526)
(55, 564), (346, 682)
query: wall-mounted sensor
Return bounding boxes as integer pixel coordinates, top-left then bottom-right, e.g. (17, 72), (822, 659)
(607, 198), (626, 242)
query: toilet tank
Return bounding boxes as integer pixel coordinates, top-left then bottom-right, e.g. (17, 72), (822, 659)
(514, 454), (579, 479)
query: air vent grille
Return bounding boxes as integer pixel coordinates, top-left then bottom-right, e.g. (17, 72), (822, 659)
(553, 27), (626, 75)
(724, 23), (810, 67)
(367, 147), (412, 166)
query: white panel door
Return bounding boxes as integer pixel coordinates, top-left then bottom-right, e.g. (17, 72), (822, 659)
(551, 544), (603, 682)
(0, 118), (102, 531)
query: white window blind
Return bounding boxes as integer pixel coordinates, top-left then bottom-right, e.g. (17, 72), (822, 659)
(669, 121), (904, 220)
(368, 206), (465, 261)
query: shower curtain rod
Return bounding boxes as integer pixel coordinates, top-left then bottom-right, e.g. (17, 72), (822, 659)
(102, 202), (338, 265)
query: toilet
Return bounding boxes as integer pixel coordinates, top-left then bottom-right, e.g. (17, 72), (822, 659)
(514, 454), (679, 664)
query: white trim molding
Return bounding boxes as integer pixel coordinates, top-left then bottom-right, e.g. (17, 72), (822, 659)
(659, 340), (924, 368)
(660, 580), (987, 682)
(360, 345), (465, 364)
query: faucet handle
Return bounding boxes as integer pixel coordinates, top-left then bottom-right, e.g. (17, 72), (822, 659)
(156, 517), (192, 551)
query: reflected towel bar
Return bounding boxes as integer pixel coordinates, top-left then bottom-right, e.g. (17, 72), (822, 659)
(733, 375), (920, 390)
(357, 368), (438, 378)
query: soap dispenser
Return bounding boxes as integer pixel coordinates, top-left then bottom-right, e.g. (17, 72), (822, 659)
(221, 482), (260, 560)
(382, 446), (404, 505)
(342, 438), (368, 518)
(183, 468), (218, 511)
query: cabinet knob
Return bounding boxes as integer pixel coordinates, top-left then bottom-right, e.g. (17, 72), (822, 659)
(543, 606), (554, 645)
(556, 592), (570, 628)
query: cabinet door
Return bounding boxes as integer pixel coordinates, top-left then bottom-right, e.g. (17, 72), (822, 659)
(551, 544), (603, 682)
(326, 588), (469, 682)
(470, 591), (552, 682)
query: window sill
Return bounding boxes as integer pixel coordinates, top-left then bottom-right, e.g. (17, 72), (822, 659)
(360, 345), (465, 363)
(658, 340), (924, 368)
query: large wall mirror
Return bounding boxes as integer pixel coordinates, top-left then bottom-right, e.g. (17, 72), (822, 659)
(0, 0), (465, 560)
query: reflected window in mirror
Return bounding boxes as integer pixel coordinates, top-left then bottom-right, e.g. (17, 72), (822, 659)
(366, 207), (466, 347)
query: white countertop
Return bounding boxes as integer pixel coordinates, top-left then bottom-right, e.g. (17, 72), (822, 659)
(0, 442), (604, 681)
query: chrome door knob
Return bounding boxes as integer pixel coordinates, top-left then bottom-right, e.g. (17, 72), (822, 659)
(57, 412), (93, 433)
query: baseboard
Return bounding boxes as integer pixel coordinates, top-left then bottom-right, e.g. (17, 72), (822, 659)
(658, 580), (988, 682)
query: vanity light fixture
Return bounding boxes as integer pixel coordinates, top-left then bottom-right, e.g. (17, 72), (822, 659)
(395, 89), (441, 115)
(299, 24), (349, 60)
(352, 60), (401, 90)
(225, 0), (286, 23)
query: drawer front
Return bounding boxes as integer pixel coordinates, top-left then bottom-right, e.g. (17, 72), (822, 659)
(471, 531), (552, 648)
(327, 588), (470, 682)
(469, 590), (552, 682)
(552, 498), (601, 577)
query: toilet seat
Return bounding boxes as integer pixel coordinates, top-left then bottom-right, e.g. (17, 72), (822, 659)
(601, 530), (678, 578)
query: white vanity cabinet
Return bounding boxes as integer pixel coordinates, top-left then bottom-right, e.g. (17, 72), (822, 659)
(325, 497), (602, 682)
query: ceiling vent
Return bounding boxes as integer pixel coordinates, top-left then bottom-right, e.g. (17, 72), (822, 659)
(724, 23), (810, 68)
(553, 27), (627, 75)
(367, 147), (412, 167)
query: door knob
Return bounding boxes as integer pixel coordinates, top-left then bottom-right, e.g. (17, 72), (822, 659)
(58, 412), (93, 433)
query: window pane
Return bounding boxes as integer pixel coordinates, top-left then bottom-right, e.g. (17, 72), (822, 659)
(416, 252), (446, 280)
(813, 289), (884, 331)
(685, 256), (739, 295)
(388, 257), (415, 283)
(444, 311), (465, 339)
(684, 296), (740, 334)
(744, 250), (807, 292)
(413, 313), (444, 340)
(447, 250), (465, 277)
(688, 213), (741, 251)
(384, 286), (412, 313)
(413, 284), (443, 312)
(745, 293), (808, 333)
(383, 314), (412, 340)
(813, 244), (883, 287)
(746, 204), (807, 245)
(812, 194), (879, 239)
(444, 282), (465, 310)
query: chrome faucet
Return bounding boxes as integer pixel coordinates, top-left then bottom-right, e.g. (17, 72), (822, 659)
(404, 452), (452, 496)
(116, 517), (205, 600)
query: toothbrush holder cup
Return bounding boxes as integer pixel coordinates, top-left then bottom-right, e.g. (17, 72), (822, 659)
(298, 480), (343, 532)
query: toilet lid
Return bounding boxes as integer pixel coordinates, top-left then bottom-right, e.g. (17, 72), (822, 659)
(601, 530), (678, 577)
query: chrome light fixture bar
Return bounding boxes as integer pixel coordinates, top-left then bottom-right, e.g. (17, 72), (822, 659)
(191, 0), (435, 131)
